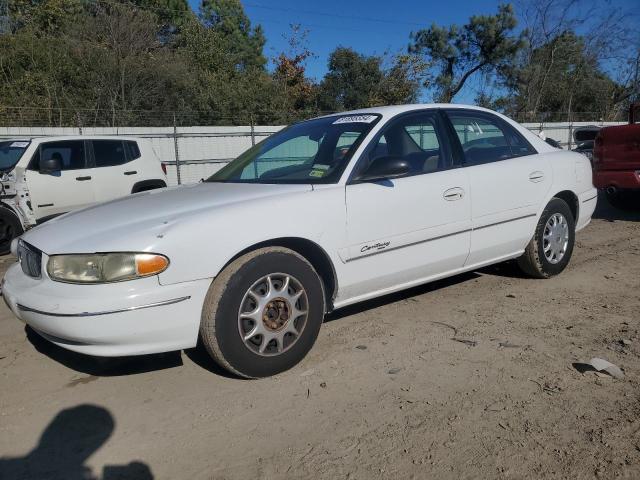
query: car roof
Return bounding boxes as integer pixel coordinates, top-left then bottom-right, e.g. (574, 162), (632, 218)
(27, 136), (143, 142)
(0, 136), (144, 143)
(321, 103), (503, 119)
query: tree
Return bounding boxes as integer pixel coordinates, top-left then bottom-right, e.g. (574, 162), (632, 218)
(374, 54), (428, 106)
(272, 25), (318, 114)
(132, 0), (193, 30)
(505, 0), (640, 120)
(318, 48), (424, 111)
(409, 4), (526, 102)
(318, 47), (383, 111)
(199, 0), (266, 71)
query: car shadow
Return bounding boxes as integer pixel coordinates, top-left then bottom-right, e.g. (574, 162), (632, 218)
(0, 404), (153, 480)
(182, 342), (241, 379)
(476, 259), (531, 279)
(592, 192), (640, 222)
(26, 326), (240, 379)
(324, 271), (480, 322)
(26, 326), (183, 377)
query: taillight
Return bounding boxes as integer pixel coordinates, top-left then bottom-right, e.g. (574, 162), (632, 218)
(161, 163), (167, 175)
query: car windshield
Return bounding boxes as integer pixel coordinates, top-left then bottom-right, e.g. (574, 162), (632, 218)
(0, 140), (30, 172)
(206, 114), (380, 184)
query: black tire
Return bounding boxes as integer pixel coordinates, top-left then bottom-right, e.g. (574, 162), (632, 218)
(0, 208), (23, 255)
(200, 247), (325, 378)
(517, 198), (575, 279)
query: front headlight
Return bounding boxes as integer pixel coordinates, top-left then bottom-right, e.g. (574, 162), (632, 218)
(47, 253), (169, 283)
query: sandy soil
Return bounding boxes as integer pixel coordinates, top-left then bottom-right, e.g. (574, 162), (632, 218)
(0, 194), (639, 480)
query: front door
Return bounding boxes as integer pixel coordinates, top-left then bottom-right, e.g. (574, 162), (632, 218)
(25, 140), (95, 220)
(342, 111), (472, 301)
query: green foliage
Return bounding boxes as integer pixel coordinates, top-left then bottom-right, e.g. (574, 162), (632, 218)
(499, 31), (632, 121)
(0, 0), (279, 126)
(199, 0), (266, 71)
(318, 47), (384, 111)
(410, 3), (526, 102)
(3, 0), (630, 127)
(318, 48), (424, 111)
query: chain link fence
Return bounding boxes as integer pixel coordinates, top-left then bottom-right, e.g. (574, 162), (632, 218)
(0, 107), (626, 186)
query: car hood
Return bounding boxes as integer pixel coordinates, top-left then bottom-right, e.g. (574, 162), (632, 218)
(22, 182), (313, 254)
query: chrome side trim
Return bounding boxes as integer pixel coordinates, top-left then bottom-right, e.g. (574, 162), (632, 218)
(473, 213), (537, 231)
(348, 213), (537, 261)
(17, 296), (191, 318)
(346, 228), (472, 262)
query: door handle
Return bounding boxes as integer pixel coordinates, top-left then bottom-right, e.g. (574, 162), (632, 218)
(528, 171), (544, 182)
(124, 171), (137, 175)
(443, 187), (465, 201)
(76, 176), (92, 181)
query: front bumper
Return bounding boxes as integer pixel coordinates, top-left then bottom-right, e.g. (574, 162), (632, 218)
(2, 263), (211, 356)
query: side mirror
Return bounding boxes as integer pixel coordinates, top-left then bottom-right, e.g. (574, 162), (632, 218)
(40, 157), (62, 174)
(356, 156), (411, 182)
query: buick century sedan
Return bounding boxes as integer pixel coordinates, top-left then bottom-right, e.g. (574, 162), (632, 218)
(2, 105), (598, 378)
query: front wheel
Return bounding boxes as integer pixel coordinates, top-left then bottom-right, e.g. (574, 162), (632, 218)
(0, 208), (23, 255)
(517, 198), (575, 278)
(200, 247), (325, 378)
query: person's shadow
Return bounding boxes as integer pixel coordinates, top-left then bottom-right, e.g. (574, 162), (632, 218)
(0, 404), (153, 480)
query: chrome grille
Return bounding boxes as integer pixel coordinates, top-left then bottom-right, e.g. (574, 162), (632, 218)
(17, 241), (42, 279)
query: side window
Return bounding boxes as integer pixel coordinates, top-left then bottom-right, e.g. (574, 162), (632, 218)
(241, 135), (320, 180)
(447, 112), (535, 165)
(34, 141), (86, 171)
(124, 141), (141, 160)
(92, 140), (127, 167)
(363, 113), (448, 176)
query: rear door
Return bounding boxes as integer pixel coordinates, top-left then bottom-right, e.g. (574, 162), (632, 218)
(342, 110), (471, 299)
(88, 139), (139, 203)
(25, 140), (95, 219)
(444, 109), (552, 266)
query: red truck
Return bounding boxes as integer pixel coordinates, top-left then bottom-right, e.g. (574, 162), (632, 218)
(593, 104), (640, 209)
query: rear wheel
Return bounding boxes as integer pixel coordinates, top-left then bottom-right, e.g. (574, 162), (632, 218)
(517, 198), (575, 278)
(0, 208), (23, 255)
(200, 247), (325, 378)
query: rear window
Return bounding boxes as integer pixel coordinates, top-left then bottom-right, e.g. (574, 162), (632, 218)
(93, 140), (127, 167)
(124, 141), (141, 160)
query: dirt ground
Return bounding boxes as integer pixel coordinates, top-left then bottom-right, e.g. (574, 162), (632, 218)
(0, 194), (639, 480)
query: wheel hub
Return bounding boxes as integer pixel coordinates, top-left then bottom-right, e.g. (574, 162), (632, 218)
(262, 298), (291, 331)
(543, 213), (569, 264)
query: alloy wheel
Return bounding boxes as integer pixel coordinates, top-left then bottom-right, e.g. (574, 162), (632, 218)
(237, 273), (309, 356)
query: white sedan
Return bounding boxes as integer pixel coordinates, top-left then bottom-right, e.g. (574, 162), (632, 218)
(2, 105), (597, 378)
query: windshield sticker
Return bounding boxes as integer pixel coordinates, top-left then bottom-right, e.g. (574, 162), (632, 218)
(309, 169), (325, 178)
(313, 164), (330, 170)
(10, 141), (29, 148)
(333, 115), (377, 125)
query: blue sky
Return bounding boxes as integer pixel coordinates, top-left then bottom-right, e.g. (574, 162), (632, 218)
(187, 0), (640, 103)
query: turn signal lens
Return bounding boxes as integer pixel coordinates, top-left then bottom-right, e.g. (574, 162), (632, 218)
(136, 254), (169, 276)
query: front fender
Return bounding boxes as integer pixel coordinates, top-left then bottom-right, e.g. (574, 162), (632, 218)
(157, 186), (346, 285)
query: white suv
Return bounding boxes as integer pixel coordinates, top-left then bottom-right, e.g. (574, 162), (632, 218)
(0, 136), (167, 253)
